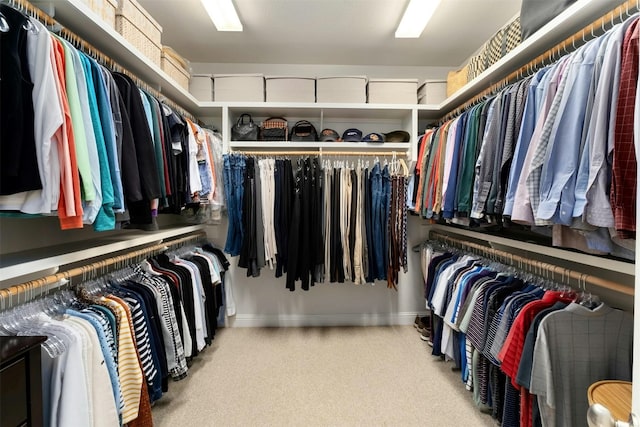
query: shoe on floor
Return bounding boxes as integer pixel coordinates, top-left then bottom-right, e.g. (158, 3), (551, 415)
(419, 328), (430, 342)
(416, 316), (431, 334)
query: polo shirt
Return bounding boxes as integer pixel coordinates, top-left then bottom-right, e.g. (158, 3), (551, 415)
(530, 303), (633, 427)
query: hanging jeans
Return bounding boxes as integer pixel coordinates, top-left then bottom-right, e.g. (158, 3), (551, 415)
(223, 154), (245, 256)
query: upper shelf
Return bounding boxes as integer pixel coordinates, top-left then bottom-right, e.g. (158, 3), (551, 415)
(31, 0), (202, 114)
(433, 0), (623, 117)
(37, 0), (623, 120)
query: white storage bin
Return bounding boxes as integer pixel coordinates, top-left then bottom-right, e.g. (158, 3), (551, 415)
(316, 76), (367, 103)
(213, 74), (265, 102)
(418, 80), (447, 104)
(265, 76), (316, 103)
(190, 74), (214, 102)
(368, 78), (418, 104)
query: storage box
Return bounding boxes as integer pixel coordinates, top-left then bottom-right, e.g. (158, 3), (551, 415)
(367, 78), (418, 104)
(190, 74), (214, 102)
(446, 65), (469, 97)
(418, 80), (447, 104)
(116, 0), (162, 67)
(161, 46), (190, 90)
(265, 76), (315, 103)
(213, 74), (264, 102)
(79, 0), (117, 28)
(316, 76), (367, 103)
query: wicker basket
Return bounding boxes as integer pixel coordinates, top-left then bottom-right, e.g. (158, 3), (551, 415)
(115, 0), (162, 67)
(161, 46), (190, 90)
(79, 0), (117, 28)
(446, 64), (469, 97)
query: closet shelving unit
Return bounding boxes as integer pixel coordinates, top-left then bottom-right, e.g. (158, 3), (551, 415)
(4, 0), (635, 297)
(33, 0), (619, 160)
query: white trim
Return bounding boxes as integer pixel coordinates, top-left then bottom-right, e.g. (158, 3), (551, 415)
(227, 312), (426, 328)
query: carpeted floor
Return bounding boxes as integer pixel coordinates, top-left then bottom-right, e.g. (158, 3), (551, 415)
(151, 326), (496, 427)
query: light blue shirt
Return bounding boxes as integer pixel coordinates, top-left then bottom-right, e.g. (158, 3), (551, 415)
(537, 36), (604, 225)
(573, 31), (613, 221)
(503, 66), (551, 217)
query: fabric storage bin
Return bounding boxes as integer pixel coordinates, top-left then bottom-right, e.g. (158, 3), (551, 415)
(161, 46), (190, 90)
(116, 0), (162, 67)
(265, 76), (315, 103)
(213, 74), (264, 102)
(447, 65), (469, 97)
(79, 0), (117, 28)
(316, 76), (367, 103)
(418, 80), (446, 105)
(190, 74), (214, 102)
(367, 78), (418, 104)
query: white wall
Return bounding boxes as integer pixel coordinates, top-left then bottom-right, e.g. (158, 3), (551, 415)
(191, 62), (451, 82)
(205, 214), (429, 327)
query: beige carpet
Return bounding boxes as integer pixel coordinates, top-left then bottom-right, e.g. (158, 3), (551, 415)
(151, 326), (496, 427)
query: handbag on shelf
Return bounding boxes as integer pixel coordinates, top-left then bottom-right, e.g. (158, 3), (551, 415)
(231, 113), (259, 141)
(260, 117), (288, 141)
(289, 120), (318, 142)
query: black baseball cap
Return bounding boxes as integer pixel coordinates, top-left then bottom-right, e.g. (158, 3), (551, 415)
(362, 132), (385, 143)
(342, 128), (362, 142)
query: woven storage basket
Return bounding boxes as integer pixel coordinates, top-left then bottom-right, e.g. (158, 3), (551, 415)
(446, 64), (469, 97)
(116, 0), (162, 67)
(161, 46), (190, 90)
(80, 0), (117, 28)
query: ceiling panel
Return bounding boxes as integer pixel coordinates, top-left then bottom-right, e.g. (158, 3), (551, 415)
(138, 0), (522, 67)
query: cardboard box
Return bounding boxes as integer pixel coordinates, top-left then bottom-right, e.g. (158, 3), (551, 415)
(213, 74), (265, 102)
(316, 76), (367, 103)
(368, 78), (418, 104)
(190, 74), (214, 102)
(265, 76), (316, 102)
(418, 80), (447, 104)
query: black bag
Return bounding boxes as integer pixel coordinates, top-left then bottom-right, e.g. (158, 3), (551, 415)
(260, 117), (288, 141)
(289, 120), (318, 142)
(231, 113), (259, 141)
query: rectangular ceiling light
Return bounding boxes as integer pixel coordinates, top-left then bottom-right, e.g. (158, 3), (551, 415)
(201, 0), (243, 32)
(395, 0), (441, 38)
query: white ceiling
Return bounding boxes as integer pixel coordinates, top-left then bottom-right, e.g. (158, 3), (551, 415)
(137, 0), (522, 67)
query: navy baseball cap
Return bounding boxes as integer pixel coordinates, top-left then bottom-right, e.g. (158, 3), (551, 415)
(342, 128), (362, 142)
(362, 132), (385, 143)
(319, 129), (340, 142)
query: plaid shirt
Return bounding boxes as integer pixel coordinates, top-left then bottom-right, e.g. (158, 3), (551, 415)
(611, 18), (639, 239)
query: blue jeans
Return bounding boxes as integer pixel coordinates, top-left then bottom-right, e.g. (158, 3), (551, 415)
(381, 165), (391, 280)
(223, 154), (245, 256)
(369, 163), (385, 280)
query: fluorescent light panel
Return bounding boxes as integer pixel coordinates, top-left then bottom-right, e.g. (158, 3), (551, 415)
(201, 0), (243, 32)
(395, 0), (441, 38)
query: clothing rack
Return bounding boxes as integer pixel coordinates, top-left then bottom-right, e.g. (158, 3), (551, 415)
(236, 150), (408, 157)
(428, 231), (633, 297)
(0, 231), (207, 310)
(2, 0), (198, 123)
(441, 0), (639, 122)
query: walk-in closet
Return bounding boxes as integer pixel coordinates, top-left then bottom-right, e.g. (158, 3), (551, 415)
(1, 0), (638, 425)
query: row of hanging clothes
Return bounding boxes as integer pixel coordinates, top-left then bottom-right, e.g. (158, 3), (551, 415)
(410, 13), (639, 260)
(0, 242), (231, 427)
(223, 154), (409, 291)
(419, 240), (632, 427)
(0, 3), (225, 231)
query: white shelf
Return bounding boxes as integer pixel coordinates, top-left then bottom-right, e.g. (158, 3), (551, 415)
(229, 141), (410, 150)
(0, 224), (206, 288)
(426, 224), (635, 277)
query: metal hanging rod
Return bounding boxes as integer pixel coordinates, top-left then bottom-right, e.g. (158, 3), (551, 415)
(0, 232), (207, 310)
(236, 150), (408, 157)
(3, 0), (197, 122)
(440, 0), (639, 123)
(428, 231), (633, 296)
